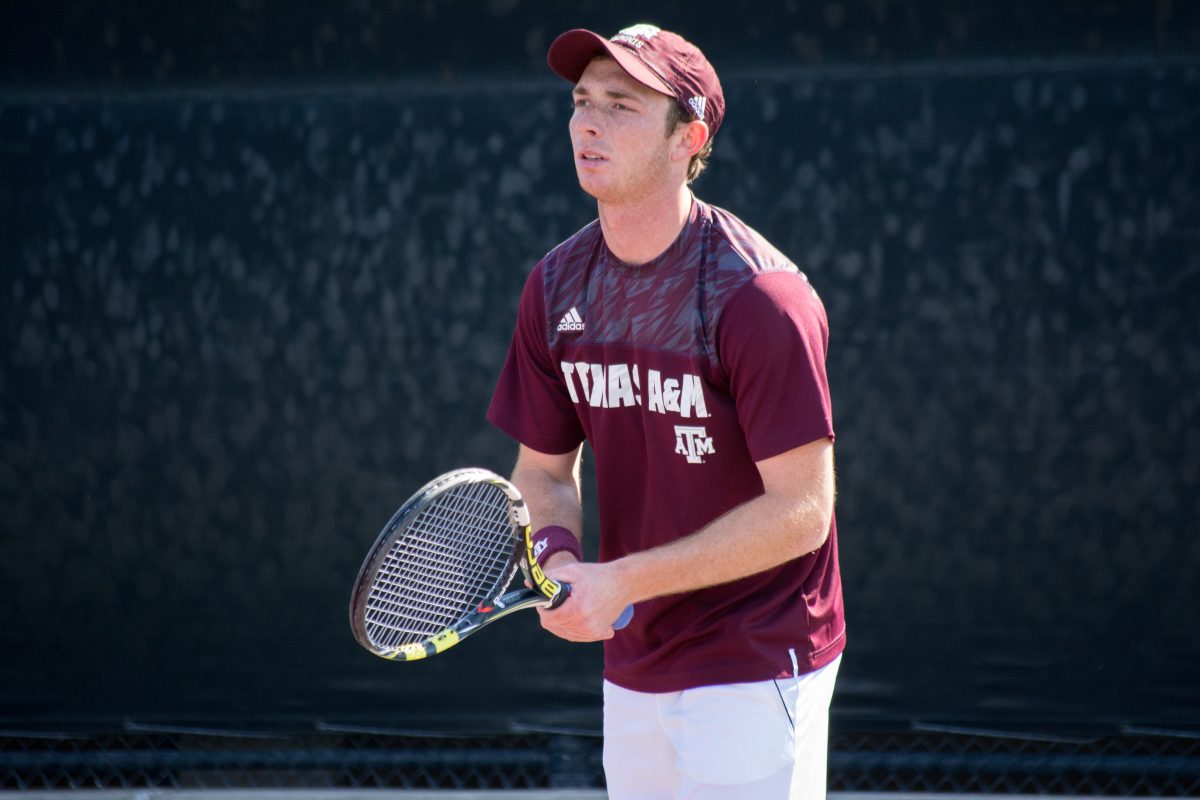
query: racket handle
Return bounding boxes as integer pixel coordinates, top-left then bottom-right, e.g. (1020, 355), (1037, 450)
(613, 604), (634, 630)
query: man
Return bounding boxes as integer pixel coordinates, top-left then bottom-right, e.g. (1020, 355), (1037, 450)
(487, 23), (844, 799)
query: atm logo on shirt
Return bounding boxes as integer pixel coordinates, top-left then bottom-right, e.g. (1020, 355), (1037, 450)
(674, 426), (715, 464)
(559, 361), (709, 419)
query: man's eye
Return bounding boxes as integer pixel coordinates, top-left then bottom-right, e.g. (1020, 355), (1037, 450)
(572, 99), (588, 109)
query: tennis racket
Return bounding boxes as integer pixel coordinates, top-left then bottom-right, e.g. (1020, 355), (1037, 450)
(349, 467), (633, 661)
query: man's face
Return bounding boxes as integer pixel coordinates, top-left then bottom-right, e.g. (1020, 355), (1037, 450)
(569, 57), (679, 204)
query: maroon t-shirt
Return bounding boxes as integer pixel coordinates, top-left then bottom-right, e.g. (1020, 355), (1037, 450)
(488, 197), (845, 692)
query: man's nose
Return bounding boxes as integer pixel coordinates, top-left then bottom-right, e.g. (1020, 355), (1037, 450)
(571, 109), (601, 137)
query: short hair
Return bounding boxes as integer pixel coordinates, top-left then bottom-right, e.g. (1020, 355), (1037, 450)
(666, 101), (713, 183)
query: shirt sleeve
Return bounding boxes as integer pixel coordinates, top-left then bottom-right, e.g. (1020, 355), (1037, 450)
(716, 270), (835, 462)
(487, 263), (586, 455)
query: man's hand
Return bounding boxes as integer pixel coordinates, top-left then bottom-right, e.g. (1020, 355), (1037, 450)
(536, 552), (630, 642)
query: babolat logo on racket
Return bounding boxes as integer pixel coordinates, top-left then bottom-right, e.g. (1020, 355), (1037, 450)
(528, 559), (559, 601)
(525, 527), (561, 601)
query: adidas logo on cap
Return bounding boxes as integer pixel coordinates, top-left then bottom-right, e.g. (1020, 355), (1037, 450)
(556, 307), (585, 333)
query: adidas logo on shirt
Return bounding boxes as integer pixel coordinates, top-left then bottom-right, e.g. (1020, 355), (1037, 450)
(557, 307), (585, 333)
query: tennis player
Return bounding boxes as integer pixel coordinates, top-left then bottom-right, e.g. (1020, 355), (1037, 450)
(488, 23), (845, 799)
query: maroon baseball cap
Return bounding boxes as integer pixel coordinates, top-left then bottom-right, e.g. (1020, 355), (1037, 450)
(547, 24), (726, 139)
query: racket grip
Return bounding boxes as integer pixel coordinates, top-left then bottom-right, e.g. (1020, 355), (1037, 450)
(613, 604), (634, 630)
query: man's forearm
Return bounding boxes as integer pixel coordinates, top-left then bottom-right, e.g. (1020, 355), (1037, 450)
(611, 439), (834, 604)
(611, 488), (830, 603)
(511, 448), (584, 539)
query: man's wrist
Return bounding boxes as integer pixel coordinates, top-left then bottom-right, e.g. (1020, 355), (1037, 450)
(530, 525), (583, 566)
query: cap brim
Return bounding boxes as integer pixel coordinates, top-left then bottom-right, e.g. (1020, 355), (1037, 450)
(547, 29), (674, 98)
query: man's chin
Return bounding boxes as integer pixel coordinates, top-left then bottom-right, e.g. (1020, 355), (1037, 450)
(575, 174), (617, 203)
(575, 173), (600, 198)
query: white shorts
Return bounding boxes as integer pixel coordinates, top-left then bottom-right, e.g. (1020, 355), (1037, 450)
(602, 655), (841, 800)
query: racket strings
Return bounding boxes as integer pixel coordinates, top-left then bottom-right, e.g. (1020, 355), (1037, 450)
(364, 481), (518, 649)
(370, 486), (511, 618)
(369, 525), (508, 641)
(389, 483), (513, 592)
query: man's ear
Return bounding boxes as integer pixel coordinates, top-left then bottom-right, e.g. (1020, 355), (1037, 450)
(675, 119), (710, 161)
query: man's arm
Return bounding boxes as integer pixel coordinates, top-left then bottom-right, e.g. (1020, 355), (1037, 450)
(511, 442), (585, 552)
(539, 436), (835, 642)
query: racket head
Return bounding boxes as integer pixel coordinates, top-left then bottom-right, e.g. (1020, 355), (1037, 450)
(349, 468), (545, 661)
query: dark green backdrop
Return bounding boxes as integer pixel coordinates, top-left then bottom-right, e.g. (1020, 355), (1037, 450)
(1, 1), (1198, 735)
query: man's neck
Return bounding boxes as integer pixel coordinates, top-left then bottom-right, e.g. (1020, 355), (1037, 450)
(597, 185), (693, 266)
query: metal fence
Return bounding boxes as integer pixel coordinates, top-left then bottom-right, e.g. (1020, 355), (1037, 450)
(3, 727), (1198, 795)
